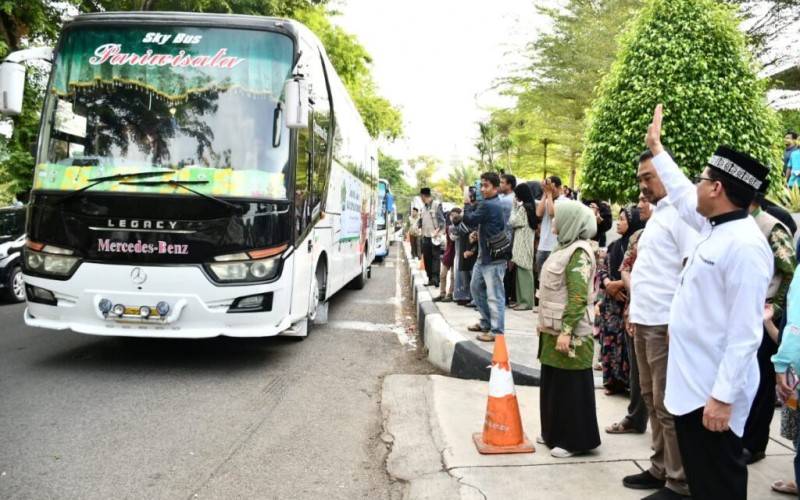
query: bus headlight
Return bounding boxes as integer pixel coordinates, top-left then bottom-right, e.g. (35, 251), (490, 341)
(207, 257), (280, 283)
(24, 243), (81, 278)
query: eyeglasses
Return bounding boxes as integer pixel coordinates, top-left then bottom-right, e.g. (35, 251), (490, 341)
(692, 176), (716, 185)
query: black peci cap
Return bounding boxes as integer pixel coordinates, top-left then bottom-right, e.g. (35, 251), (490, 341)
(707, 146), (769, 192)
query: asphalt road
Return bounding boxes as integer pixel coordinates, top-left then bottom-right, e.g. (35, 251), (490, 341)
(0, 249), (429, 500)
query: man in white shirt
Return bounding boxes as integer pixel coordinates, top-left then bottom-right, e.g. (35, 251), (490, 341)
(646, 104), (772, 500)
(622, 151), (698, 500)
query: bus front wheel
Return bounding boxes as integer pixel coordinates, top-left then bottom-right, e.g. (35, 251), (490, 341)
(309, 264), (328, 325)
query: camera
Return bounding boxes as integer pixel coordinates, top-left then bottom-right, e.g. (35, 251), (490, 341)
(471, 181), (483, 202)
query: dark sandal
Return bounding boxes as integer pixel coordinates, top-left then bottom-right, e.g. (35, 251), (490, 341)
(605, 419), (639, 434)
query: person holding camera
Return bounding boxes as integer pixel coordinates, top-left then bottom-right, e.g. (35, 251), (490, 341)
(461, 172), (509, 343)
(535, 176), (568, 292)
(587, 200), (613, 247)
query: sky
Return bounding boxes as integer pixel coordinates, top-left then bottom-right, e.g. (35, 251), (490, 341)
(333, 0), (551, 181)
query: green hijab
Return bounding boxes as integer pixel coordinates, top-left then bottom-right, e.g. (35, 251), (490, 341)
(554, 200), (597, 251)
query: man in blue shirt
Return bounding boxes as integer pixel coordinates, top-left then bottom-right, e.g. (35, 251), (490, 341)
(784, 131), (799, 188)
(462, 172), (508, 342)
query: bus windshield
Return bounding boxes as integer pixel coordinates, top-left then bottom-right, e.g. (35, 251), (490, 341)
(36, 26), (294, 200)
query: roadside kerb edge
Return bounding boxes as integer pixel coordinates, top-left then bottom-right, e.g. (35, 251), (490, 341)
(402, 241), (540, 386)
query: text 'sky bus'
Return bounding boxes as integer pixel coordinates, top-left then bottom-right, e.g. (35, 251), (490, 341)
(0, 12), (378, 339)
(375, 179), (394, 259)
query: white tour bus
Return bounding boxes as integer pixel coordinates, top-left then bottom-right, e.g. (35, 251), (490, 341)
(375, 179), (394, 259)
(0, 12), (378, 339)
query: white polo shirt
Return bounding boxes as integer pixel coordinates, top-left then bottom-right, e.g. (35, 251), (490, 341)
(652, 151), (772, 436)
(629, 194), (699, 325)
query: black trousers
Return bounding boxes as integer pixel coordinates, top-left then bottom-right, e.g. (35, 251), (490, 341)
(743, 328), (778, 454)
(504, 263), (516, 305)
(421, 237), (440, 285)
(674, 407), (747, 500)
(624, 332), (648, 431)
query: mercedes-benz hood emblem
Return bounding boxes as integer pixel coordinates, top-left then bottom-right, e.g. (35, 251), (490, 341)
(130, 267), (147, 284)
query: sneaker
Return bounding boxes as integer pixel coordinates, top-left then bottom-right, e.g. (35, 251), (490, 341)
(641, 487), (691, 500)
(535, 435), (546, 445)
(622, 470), (666, 490)
(475, 333), (496, 342)
(467, 323), (489, 333)
(550, 447), (575, 458)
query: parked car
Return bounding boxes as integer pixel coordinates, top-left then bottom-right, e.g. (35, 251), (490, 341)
(0, 205), (26, 303)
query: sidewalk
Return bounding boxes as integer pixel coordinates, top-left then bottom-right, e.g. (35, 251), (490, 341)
(382, 374), (795, 499)
(404, 240), (591, 386)
(388, 241), (796, 499)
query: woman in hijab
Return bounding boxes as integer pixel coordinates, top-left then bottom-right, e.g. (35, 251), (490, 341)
(527, 180), (544, 307)
(537, 200), (600, 458)
(509, 183), (537, 310)
(597, 207), (647, 396)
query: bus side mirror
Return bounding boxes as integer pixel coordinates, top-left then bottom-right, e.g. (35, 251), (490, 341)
(387, 193), (394, 214)
(284, 78), (309, 129)
(0, 62), (26, 116)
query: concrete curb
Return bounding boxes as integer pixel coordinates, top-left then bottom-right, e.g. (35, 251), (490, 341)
(402, 242), (540, 386)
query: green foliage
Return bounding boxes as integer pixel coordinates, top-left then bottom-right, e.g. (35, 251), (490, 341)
(408, 155), (440, 190)
(74, 0), (324, 16)
(779, 109), (800, 136)
(582, 0), (783, 202)
(779, 184), (800, 213)
(490, 0), (642, 186)
(295, 7), (403, 140)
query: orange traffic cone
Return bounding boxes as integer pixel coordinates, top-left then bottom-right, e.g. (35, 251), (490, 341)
(473, 334), (535, 454)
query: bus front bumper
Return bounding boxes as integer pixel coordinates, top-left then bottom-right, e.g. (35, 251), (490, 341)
(22, 261), (299, 338)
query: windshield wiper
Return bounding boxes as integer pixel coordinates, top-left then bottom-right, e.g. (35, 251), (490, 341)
(56, 170), (173, 205)
(120, 179), (243, 215)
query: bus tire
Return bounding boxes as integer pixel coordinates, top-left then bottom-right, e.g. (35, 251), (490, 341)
(3, 266), (25, 304)
(309, 262), (328, 325)
(349, 257), (369, 290)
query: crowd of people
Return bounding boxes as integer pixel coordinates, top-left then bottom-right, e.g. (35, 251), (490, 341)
(408, 106), (800, 500)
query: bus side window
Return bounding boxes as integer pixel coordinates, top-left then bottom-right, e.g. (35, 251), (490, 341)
(310, 50), (331, 209)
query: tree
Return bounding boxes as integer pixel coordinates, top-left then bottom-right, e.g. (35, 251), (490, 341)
(726, 0), (800, 67)
(0, 1), (75, 195)
(408, 155), (439, 189)
(490, 0), (642, 187)
(581, 0), (782, 202)
(294, 6), (402, 140)
(779, 109), (800, 136)
(0, 1), (402, 197)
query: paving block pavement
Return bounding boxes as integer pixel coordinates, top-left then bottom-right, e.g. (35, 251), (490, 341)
(382, 374), (796, 500)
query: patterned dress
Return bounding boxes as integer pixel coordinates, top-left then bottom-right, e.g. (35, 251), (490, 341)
(596, 246), (629, 393)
